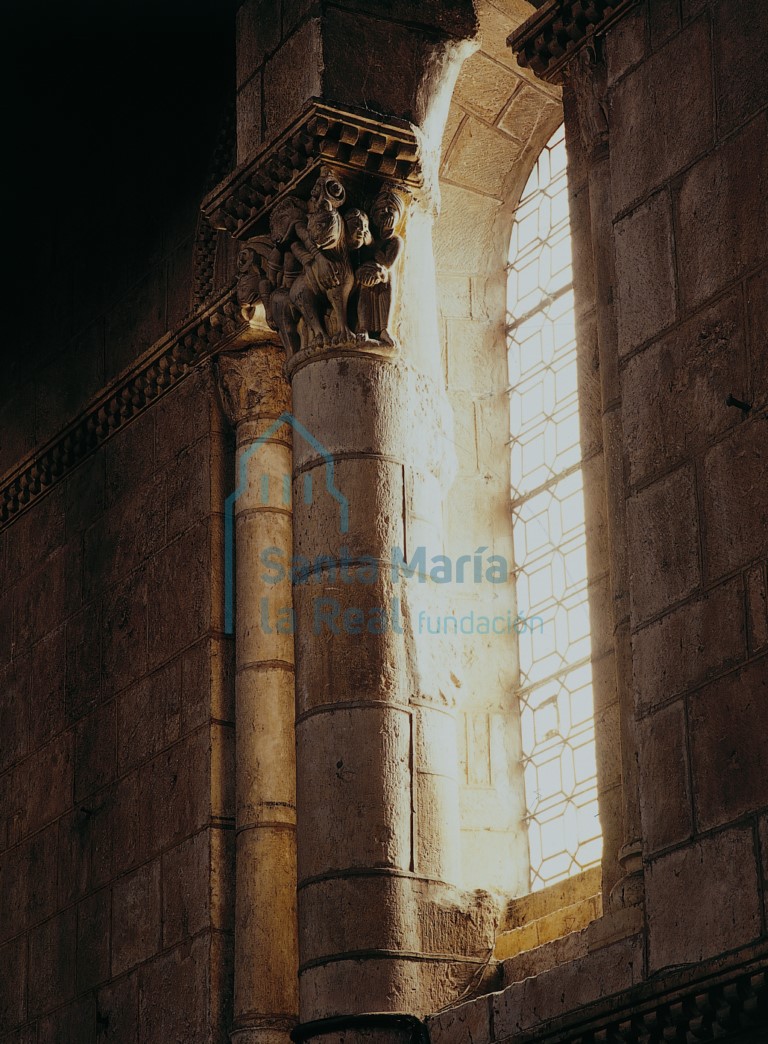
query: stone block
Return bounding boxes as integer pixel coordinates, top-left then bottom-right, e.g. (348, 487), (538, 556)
(428, 995), (491, 1044)
(117, 663), (180, 775)
(83, 472), (166, 599)
(6, 486), (65, 579)
(614, 190), (676, 355)
(38, 997), (96, 1044)
(112, 859), (161, 976)
(622, 291), (747, 483)
(453, 51), (520, 125)
(610, 16), (713, 212)
(65, 601), (102, 721)
(102, 567), (148, 698)
(24, 823), (59, 930)
(77, 887), (111, 991)
(236, 73), (262, 166)
(236, 0), (280, 88)
(0, 656), (29, 773)
(166, 435), (215, 540)
(675, 115), (768, 312)
(434, 184), (501, 273)
(626, 465), (700, 625)
(138, 728), (211, 858)
(293, 455), (404, 564)
(112, 772), (142, 878)
(646, 825), (762, 970)
(282, 0), (317, 35)
(96, 970), (138, 1044)
(25, 731), (73, 837)
(105, 268), (167, 381)
(15, 545), (78, 650)
(296, 705), (411, 880)
(57, 786), (114, 906)
(65, 449), (106, 538)
(437, 275), (472, 319)
(181, 637), (234, 729)
(606, 2), (647, 86)
(155, 367), (218, 467)
(28, 626), (66, 751)
(746, 562), (768, 653)
(0, 935), (27, 1032)
(443, 117), (523, 199)
(28, 907), (76, 1017)
(689, 659), (768, 830)
(632, 575), (746, 714)
(105, 409), (155, 509)
(75, 702), (116, 803)
(263, 19), (322, 139)
(446, 317), (507, 391)
(637, 698), (692, 854)
(497, 83), (559, 148)
(162, 830), (211, 948)
(0, 380), (35, 477)
(210, 826), (235, 933)
(137, 936), (208, 1043)
(700, 420), (768, 581)
(714, 0), (768, 135)
(147, 521), (212, 670)
(747, 267), (768, 409)
(648, 0), (681, 48)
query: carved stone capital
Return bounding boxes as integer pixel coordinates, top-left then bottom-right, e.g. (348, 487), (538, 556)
(202, 101), (421, 242)
(508, 0), (638, 84)
(216, 345), (291, 427)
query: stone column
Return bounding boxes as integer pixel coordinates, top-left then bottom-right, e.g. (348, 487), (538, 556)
(217, 346), (299, 1044)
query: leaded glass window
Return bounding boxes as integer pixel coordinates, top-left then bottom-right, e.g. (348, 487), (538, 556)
(506, 125), (602, 891)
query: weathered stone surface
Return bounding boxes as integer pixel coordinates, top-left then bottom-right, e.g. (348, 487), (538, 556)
(117, 663), (180, 774)
(146, 520), (212, 670)
(163, 830), (211, 947)
(689, 659), (768, 831)
(96, 971), (139, 1044)
(28, 907), (77, 1017)
(614, 189), (676, 356)
(675, 114), (768, 311)
(714, 0), (768, 135)
(605, 1), (646, 85)
(137, 936), (209, 1042)
(646, 826), (761, 970)
(263, 19), (322, 139)
(138, 728), (212, 858)
(434, 184), (500, 272)
(25, 731), (73, 837)
(443, 117), (523, 198)
(105, 269), (167, 380)
(105, 409), (155, 509)
(75, 701), (116, 803)
(626, 465), (700, 625)
(236, 0), (280, 88)
(632, 575), (746, 714)
(77, 886), (111, 991)
(747, 266), (768, 408)
(112, 859), (161, 976)
(28, 626), (66, 751)
(453, 51), (520, 125)
(102, 567), (148, 698)
(38, 997), (96, 1044)
(700, 420), (768, 581)
(746, 562), (768, 653)
(637, 699), (692, 854)
(0, 935), (27, 1032)
(648, 0), (681, 49)
(237, 73), (263, 166)
(427, 993), (490, 1044)
(65, 450), (106, 538)
(621, 291), (747, 483)
(0, 656), (29, 773)
(610, 15), (713, 213)
(65, 600), (102, 721)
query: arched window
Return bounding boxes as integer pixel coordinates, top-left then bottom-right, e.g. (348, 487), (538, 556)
(507, 125), (602, 891)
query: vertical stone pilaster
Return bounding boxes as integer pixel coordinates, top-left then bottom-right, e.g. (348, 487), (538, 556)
(217, 345), (299, 1044)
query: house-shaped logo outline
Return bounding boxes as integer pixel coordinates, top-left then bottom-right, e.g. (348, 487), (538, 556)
(224, 411), (350, 634)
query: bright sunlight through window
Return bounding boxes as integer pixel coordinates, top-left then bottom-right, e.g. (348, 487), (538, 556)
(506, 125), (602, 892)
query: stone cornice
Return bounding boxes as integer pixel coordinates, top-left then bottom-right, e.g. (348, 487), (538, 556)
(507, 0), (638, 83)
(0, 286), (259, 531)
(496, 954), (768, 1044)
(202, 100), (421, 240)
